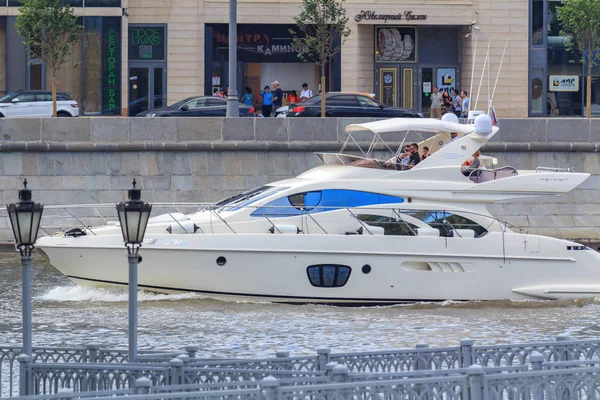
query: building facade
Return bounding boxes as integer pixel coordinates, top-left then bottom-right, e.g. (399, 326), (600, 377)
(0, 0), (596, 118)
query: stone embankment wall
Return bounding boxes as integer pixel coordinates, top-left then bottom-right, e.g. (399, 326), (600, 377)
(0, 117), (598, 244)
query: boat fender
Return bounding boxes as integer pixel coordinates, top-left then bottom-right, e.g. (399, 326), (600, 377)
(64, 228), (87, 238)
(268, 225), (301, 234)
(166, 221), (199, 234)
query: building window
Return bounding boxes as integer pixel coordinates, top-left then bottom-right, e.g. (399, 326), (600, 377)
(531, 68), (545, 114)
(251, 190), (405, 218)
(531, 0), (544, 46)
(306, 265), (352, 288)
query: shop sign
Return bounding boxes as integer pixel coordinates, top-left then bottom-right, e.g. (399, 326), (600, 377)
(129, 26), (166, 60)
(211, 24), (308, 63)
(102, 18), (121, 115)
(549, 75), (579, 92)
(437, 68), (456, 93)
(356, 10), (427, 23)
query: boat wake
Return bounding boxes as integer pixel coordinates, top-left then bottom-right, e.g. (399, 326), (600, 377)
(378, 298), (600, 310)
(37, 286), (200, 303)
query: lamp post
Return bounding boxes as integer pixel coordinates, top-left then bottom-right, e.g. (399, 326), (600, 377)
(225, 0), (239, 117)
(7, 179), (44, 359)
(116, 179), (152, 363)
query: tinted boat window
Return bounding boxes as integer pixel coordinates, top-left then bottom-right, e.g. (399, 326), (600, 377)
(357, 214), (417, 236)
(405, 211), (488, 237)
(251, 190), (404, 217)
(307, 265), (351, 287)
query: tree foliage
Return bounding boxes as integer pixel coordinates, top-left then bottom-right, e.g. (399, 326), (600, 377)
(290, 0), (351, 115)
(557, 0), (600, 117)
(16, 0), (82, 116)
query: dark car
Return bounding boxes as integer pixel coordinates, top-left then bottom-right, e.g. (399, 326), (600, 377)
(286, 92), (423, 118)
(136, 96), (253, 117)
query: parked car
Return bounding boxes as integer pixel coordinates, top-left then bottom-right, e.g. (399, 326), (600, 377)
(0, 90), (79, 117)
(284, 92), (422, 118)
(138, 96), (253, 117)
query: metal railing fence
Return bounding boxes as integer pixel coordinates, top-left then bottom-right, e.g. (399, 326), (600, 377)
(12, 358), (600, 400)
(0, 345), (198, 398)
(6, 336), (600, 398)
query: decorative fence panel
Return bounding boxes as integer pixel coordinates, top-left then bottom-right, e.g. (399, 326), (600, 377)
(483, 366), (600, 400)
(188, 356), (320, 372)
(29, 363), (170, 395)
(329, 346), (462, 372)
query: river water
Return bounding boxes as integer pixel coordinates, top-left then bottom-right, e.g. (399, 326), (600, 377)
(1, 250), (600, 358)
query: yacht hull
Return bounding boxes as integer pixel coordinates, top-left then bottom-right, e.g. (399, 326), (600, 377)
(37, 232), (600, 304)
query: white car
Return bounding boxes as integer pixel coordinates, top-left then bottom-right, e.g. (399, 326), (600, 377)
(274, 105), (289, 118)
(0, 90), (80, 117)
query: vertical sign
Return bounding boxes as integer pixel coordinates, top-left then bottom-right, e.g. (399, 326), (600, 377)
(102, 18), (121, 114)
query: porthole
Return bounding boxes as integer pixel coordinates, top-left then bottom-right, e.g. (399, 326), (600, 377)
(216, 256), (227, 266)
(362, 264), (372, 274)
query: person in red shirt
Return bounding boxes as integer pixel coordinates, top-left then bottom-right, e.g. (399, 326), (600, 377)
(287, 90), (301, 104)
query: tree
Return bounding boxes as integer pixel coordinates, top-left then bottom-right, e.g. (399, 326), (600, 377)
(291, 0), (351, 117)
(16, 0), (82, 117)
(557, 0), (600, 118)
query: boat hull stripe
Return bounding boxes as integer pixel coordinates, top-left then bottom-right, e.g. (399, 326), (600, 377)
(66, 275), (468, 304)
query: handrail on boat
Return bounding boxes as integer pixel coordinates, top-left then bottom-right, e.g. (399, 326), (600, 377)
(0, 203), (529, 241)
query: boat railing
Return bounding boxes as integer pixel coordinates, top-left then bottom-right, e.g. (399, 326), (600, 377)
(536, 166), (574, 173)
(467, 166), (518, 183)
(0, 203), (530, 243)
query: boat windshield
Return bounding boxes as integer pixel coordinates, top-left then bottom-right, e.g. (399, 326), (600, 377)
(215, 185), (288, 211)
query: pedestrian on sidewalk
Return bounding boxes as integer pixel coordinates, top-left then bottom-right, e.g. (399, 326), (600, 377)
(300, 83), (313, 101)
(241, 87), (253, 106)
(430, 86), (442, 118)
(272, 81), (283, 110)
(261, 86), (273, 117)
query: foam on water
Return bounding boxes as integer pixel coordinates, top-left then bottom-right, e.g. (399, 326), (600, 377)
(37, 285), (200, 303)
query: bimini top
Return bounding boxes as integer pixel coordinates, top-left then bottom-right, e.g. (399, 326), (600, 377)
(345, 117), (485, 136)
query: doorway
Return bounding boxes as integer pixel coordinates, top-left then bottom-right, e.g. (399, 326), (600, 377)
(128, 65), (166, 116)
(419, 65), (460, 117)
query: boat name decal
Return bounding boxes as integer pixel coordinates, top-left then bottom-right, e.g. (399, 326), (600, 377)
(144, 238), (189, 247)
(539, 177), (568, 182)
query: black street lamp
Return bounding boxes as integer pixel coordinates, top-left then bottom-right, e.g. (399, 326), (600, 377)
(7, 179), (44, 362)
(116, 179), (152, 362)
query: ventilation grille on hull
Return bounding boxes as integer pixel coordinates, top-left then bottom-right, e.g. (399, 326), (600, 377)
(400, 261), (474, 272)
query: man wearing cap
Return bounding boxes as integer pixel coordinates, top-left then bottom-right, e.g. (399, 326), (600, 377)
(272, 81), (284, 111)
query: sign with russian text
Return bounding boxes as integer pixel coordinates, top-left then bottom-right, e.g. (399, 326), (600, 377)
(211, 24), (307, 63)
(549, 75), (579, 92)
(102, 18), (121, 114)
(356, 10), (427, 22)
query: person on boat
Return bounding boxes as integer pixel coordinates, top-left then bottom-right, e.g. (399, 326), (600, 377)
(408, 143), (421, 168)
(462, 150), (481, 176)
(444, 132), (459, 146)
(383, 145), (411, 170)
(421, 146), (429, 161)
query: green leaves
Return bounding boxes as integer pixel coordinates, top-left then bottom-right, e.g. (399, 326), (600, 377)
(290, 0), (351, 68)
(556, 0), (600, 68)
(15, 0), (83, 73)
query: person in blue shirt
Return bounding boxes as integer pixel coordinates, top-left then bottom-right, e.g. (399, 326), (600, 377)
(241, 87), (253, 105)
(261, 86), (273, 117)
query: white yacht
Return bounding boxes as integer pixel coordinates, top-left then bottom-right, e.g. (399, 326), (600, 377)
(34, 114), (600, 304)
